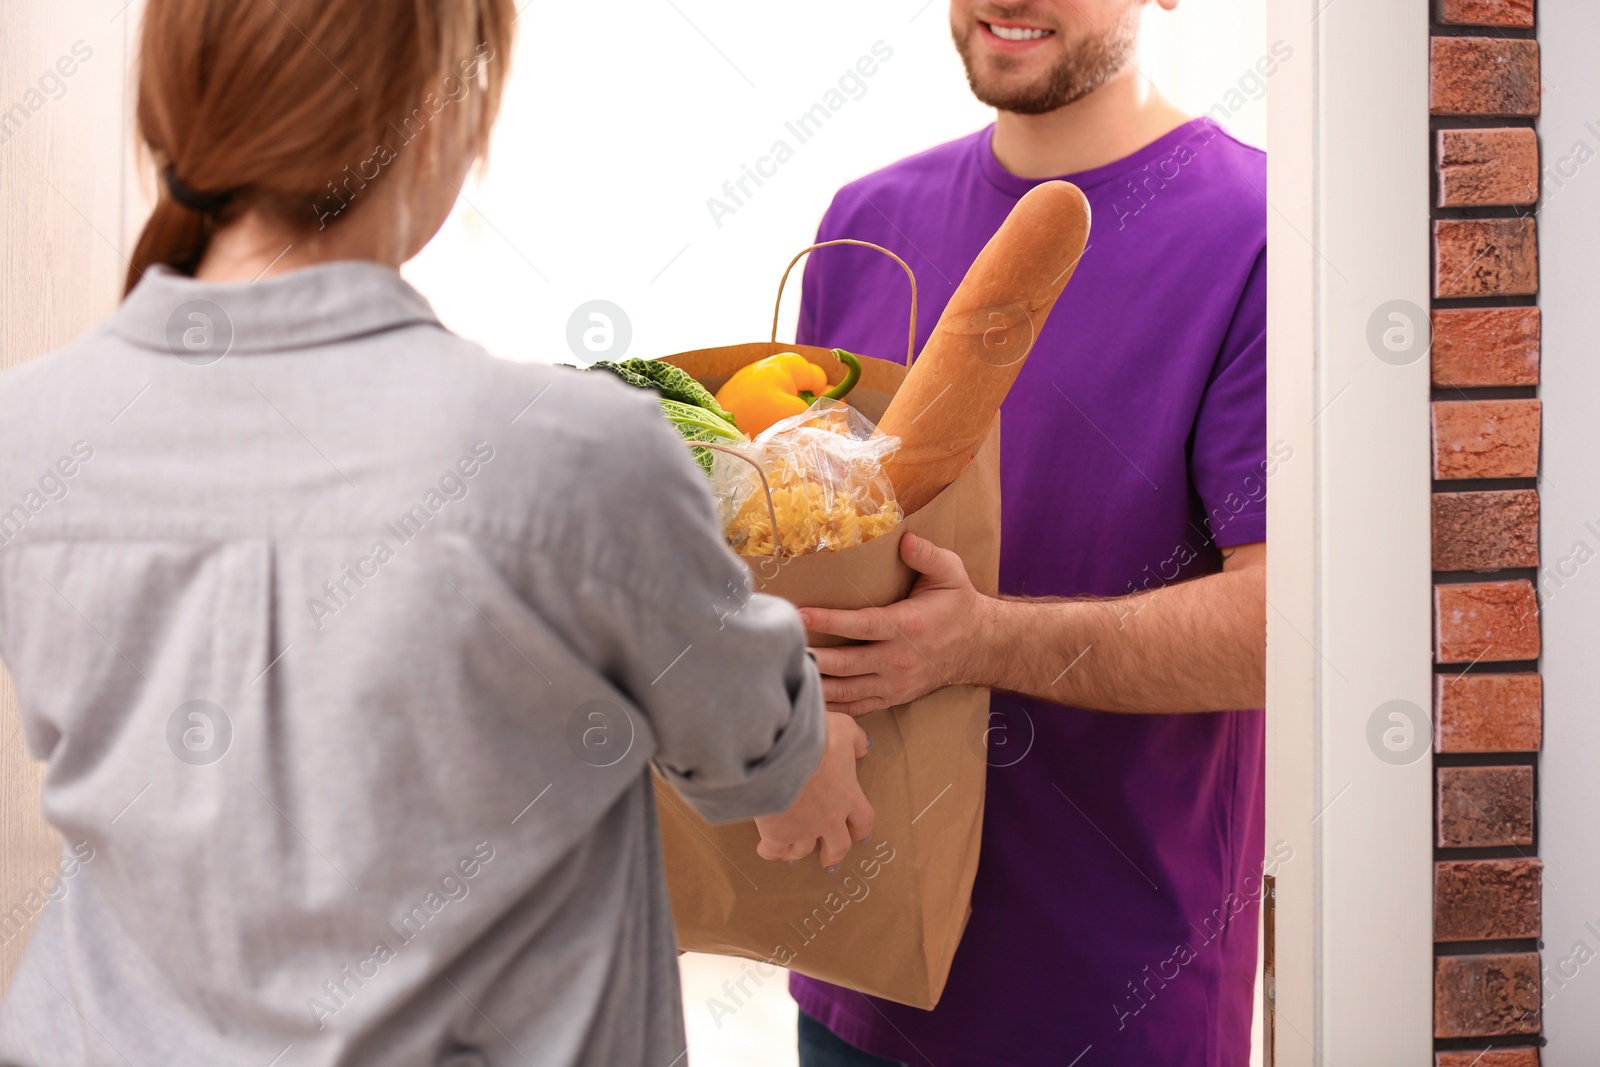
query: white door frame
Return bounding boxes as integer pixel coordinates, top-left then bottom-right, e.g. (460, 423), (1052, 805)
(1265, 0), (1433, 1063)
(1533, 3), (1595, 1059)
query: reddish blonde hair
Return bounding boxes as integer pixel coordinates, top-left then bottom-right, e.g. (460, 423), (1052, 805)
(127, 0), (514, 292)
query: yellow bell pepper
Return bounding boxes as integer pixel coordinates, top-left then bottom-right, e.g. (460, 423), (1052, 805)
(714, 350), (862, 438)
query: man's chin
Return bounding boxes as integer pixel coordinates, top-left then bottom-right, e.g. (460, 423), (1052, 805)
(954, 8), (1142, 117)
(966, 74), (1072, 116)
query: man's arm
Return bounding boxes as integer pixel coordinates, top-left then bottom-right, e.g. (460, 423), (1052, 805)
(801, 533), (1266, 715)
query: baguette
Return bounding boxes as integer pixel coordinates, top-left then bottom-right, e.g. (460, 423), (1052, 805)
(878, 180), (1091, 514)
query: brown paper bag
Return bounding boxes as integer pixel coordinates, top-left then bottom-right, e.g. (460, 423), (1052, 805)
(651, 242), (1000, 1009)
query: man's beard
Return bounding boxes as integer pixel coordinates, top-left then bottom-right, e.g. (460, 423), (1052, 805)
(953, 9), (1141, 115)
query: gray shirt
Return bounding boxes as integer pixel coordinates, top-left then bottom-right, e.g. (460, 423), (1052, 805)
(0, 264), (824, 1066)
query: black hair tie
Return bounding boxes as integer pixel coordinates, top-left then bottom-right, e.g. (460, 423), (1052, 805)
(164, 165), (237, 215)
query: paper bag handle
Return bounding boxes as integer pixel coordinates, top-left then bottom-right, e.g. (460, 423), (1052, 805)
(691, 442), (784, 560)
(771, 240), (919, 367)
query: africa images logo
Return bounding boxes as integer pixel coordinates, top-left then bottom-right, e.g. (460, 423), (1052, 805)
(166, 700), (233, 766)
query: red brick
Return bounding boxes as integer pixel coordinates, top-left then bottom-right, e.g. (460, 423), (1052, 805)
(1436, 859), (1542, 941)
(1435, 953), (1541, 1037)
(1439, 0), (1534, 28)
(1435, 581), (1540, 663)
(1435, 218), (1539, 298)
(1433, 490), (1539, 571)
(1437, 765), (1535, 847)
(1432, 307), (1540, 387)
(1431, 38), (1540, 117)
(1432, 399), (1540, 480)
(1435, 673), (1543, 753)
(1438, 128), (1540, 207)
(1437, 1049), (1540, 1067)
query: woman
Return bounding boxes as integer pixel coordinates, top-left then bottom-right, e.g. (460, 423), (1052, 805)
(0, 1), (872, 1063)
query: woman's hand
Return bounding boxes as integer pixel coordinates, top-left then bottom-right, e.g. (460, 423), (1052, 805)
(754, 712), (874, 869)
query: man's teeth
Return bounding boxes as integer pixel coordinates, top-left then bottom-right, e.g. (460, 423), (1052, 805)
(988, 24), (1052, 41)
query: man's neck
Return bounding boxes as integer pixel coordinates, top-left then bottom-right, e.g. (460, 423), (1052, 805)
(989, 66), (1193, 180)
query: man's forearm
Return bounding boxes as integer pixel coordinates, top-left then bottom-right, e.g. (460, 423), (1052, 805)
(960, 564), (1266, 713)
(800, 537), (1267, 719)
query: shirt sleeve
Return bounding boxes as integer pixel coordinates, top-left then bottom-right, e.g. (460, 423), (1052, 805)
(577, 391), (826, 824)
(1191, 247), (1268, 548)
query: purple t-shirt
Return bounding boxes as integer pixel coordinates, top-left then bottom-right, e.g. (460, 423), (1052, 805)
(789, 120), (1267, 1067)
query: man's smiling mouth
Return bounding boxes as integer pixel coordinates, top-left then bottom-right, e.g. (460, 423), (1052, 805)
(982, 21), (1056, 42)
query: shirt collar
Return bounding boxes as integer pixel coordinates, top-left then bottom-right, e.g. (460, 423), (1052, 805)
(975, 117), (1226, 199)
(108, 261), (443, 354)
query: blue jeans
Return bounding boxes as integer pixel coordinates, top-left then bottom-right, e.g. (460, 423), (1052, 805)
(797, 1011), (909, 1067)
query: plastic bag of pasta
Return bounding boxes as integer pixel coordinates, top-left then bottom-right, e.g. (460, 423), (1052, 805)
(712, 399), (902, 557)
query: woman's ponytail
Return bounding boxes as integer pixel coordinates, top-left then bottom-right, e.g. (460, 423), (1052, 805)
(126, 191), (216, 294)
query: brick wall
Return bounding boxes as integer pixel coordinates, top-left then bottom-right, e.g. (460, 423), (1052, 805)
(1429, 0), (1543, 1060)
